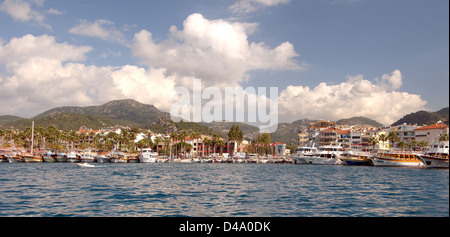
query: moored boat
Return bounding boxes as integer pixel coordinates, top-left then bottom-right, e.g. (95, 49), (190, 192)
(418, 141), (449, 168)
(42, 151), (57, 162)
(66, 151), (80, 163)
(80, 150), (96, 163)
(21, 153), (44, 163)
(301, 143), (345, 165)
(56, 152), (67, 162)
(291, 143), (317, 164)
(139, 148), (159, 163)
(341, 151), (372, 166)
(371, 151), (424, 168)
(110, 152), (127, 163)
(95, 151), (110, 163)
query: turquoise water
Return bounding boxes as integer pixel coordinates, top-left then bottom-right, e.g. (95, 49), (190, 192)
(0, 163), (448, 217)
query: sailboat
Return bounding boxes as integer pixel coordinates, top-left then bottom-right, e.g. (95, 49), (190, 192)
(21, 121), (44, 163)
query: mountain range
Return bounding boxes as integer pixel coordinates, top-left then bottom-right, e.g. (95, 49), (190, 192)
(0, 99), (448, 144)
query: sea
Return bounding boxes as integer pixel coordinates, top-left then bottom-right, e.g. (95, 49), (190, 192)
(0, 163), (448, 217)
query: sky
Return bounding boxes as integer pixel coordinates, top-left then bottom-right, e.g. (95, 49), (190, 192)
(0, 0), (448, 127)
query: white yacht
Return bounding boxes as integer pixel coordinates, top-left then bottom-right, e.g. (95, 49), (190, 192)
(418, 141), (449, 168)
(291, 143), (317, 164)
(80, 150), (96, 163)
(139, 148), (159, 163)
(301, 143), (345, 165)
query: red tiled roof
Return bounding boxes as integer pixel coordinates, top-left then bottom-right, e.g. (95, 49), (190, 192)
(415, 123), (448, 131)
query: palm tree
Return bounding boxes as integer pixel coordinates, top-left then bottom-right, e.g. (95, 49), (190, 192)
(410, 140), (419, 151)
(397, 141), (408, 151)
(216, 139), (225, 155)
(439, 133), (449, 142)
(170, 132), (180, 157)
(369, 136), (378, 152)
(387, 132), (399, 149)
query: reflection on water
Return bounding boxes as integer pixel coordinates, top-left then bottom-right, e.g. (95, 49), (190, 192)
(0, 163), (448, 216)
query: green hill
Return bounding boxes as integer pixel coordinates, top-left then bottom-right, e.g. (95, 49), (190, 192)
(392, 107), (449, 126)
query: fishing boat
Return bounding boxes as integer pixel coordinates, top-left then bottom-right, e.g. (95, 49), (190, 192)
(291, 143), (317, 164)
(42, 151), (57, 162)
(341, 151), (372, 166)
(371, 151), (424, 168)
(301, 143), (345, 165)
(418, 141), (449, 168)
(139, 148), (159, 163)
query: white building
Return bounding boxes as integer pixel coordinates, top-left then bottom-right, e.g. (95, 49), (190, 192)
(414, 122), (449, 144)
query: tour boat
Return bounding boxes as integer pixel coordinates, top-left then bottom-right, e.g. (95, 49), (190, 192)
(139, 148), (159, 163)
(301, 143), (345, 165)
(371, 151), (425, 168)
(341, 151), (372, 166)
(110, 152), (127, 163)
(42, 151), (57, 162)
(418, 141), (449, 168)
(291, 143), (317, 164)
(95, 152), (111, 163)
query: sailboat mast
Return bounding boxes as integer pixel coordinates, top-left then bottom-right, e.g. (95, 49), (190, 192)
(31, 121), (34, 154)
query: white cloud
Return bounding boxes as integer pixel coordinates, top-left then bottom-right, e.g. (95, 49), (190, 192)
(132, 13), (301, 88)
(278, 70), (427, 125)
(0, 0), (61, 29)
(230, 0), (291, 14)
(68, 19), (126, 44)
(0, 34), (175, 117)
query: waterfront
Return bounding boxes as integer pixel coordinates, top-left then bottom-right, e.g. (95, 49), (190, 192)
(0, 163), (448, 217)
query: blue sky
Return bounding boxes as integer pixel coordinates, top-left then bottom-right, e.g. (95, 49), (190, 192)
(0, 0), (448, 126)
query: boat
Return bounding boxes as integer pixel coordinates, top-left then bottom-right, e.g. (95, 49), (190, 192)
(341, 151), (372, 166)
(95, 152), (111, 163)
(371, 151), (424, 168)
(6, 150), (23, 163)
(139, 148), (159, 163)
(127, 154), (140, 163)
(42, 151), (57, 162)
(301, 143), (345, 165)
(77, 162), (96, 168)
(418, 141), (449, 168)
(66, 151), (80, 163)
(21, 153), (44, 163)
(80, 150), (96, 163)
(110, 152), (127, 163)
(291, 143), (317, 164)
(56, 152), (67, 162)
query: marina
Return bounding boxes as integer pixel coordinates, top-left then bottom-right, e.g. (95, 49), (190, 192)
(0, 141), (448, 168)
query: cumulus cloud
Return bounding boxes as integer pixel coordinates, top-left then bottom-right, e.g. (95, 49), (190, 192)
(69, 19), (126, 45)
(230, 0), (291, 14)
(132, 13), (301, 88)
(0, 0), (62, 29)
(278, 70), (427, 125)
(0, 34), (175, 117)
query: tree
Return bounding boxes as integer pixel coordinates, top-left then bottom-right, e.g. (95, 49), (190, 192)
(387, 132), (399, 149)
(369, 136), (378, 151)
(397, 141), (408, 151)
(228, 125), (244, 157)
(439, 133), (449, 142)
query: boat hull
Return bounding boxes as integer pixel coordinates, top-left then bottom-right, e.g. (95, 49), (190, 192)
(139, 157), (157, 163)
(95, 157), (110, 163)
(371, 157), (425, 167)
(418, 155), (449, 168)
(302, 156), (344, 165)
(22, 155), (44, 163)
(291, 156), (308, 164)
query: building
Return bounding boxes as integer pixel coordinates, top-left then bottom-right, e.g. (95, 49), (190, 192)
(389, 123), (419, 146)
(414, 122), (449, 144)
